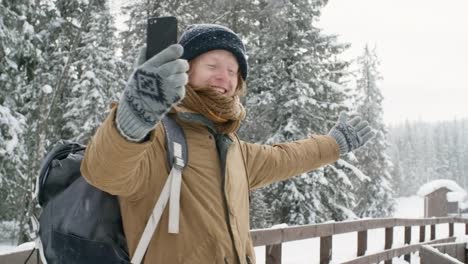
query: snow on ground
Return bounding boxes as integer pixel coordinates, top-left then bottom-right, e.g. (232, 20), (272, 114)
(0, 241), (15, 254)
(0, 241), (34, 254)
(393, 196), (424, 218)
(254, 195), (468, 264)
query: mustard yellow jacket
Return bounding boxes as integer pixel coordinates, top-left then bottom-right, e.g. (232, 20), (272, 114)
(81, 106), (339, 264)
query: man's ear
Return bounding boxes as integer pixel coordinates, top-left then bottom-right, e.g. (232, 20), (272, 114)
(187, 61), (193, 75)
(235, 73), (246, 96)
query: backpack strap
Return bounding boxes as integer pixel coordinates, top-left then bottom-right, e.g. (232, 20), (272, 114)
(161, 115), (187, 234)
(131, 115), (188, 264)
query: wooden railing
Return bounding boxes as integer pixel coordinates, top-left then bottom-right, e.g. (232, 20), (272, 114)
(250, 216), (468, 264)
(420, 242), (466, 263)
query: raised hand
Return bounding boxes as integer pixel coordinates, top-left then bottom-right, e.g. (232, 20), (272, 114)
(328, 112), (375, 155)
(116, 44), (189, 141)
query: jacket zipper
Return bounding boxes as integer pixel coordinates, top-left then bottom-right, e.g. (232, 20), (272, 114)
(219, 138), (241, 264)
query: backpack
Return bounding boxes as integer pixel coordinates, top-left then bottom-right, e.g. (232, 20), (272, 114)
(36, 115), (188, 264)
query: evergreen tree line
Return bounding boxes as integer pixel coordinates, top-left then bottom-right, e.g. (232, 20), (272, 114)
(388, 119), (468, 197)
(0, 0), (126, 242)
(0, 0), (394, 242)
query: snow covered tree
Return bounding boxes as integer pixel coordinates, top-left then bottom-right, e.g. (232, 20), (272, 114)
(0, 0), (45, 240)
(0, 106), (26, 221)
(1, 0), (128, 243)
(352, 45), (394, 217)
(118, 0), (217, 74)
(388, 117), (468, 195)
(249, 189), (272, 229)
(236, 0), (361, 225)
(61, 0), (126, 143)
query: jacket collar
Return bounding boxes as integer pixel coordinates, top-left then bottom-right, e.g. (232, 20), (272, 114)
(177, 112), (217, 135)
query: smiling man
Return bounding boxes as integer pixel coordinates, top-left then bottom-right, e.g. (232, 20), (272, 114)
(81, 24), (374, 264)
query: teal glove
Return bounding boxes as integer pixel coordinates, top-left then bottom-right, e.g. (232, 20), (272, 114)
(328, 112), (375, 155)
(116, 44), (189, 141)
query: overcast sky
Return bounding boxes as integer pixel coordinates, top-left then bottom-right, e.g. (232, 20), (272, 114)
(318, 0), (468, 124)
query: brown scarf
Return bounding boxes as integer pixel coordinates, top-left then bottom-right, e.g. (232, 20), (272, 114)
(179, 84), (246, 134)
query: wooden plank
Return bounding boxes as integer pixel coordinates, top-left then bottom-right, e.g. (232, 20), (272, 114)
(449, 222), (454, 237)
(266, 244), (282, 264)
(432, 242), (467, 263)
(384, 227), (393, 264)
(0, 248), (42, 264)
(453, 217), (468, 224)
(280, 224), (317, 243)
(320, 236), (332, 264)
(445, 243), (455, 257)
(431, 224), (436, 240)
(465, 243), (468, 264)
(396, 216), (454, 226)
(385, 227), (393, 249)
(357, 230), (367, 257)
(420, 225), (425, 242)
(455, 243), (465, 263)
(251, 217), (468, 247)
(313, 223), (335, 238)
(404, 226), (411, 262)
(364, 218), (395, 230)
(420, 245), (464, 264)
(251, 228), (283, 246)
(340, 237), (456, 264)
(334, 220), (366, 234)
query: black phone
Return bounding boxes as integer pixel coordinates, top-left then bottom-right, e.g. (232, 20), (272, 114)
(146, 16), (178, 60)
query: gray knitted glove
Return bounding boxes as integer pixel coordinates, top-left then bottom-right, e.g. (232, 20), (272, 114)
(328, 112), (375, 155)
(116, 44), (189, 141)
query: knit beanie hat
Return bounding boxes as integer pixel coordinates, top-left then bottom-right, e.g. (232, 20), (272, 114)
(179, 24), (248, 80)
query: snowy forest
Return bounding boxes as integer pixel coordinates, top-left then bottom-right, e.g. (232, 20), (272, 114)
(389, 120), (468, 197)
(0, 0), (465, 245)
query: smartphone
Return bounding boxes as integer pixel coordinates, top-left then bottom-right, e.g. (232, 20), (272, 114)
(146, 16), (178, 60)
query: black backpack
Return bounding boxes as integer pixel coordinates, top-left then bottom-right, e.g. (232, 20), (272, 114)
(36, 115), (187, 264)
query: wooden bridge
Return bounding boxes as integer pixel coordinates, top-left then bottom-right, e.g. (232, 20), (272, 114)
(1, 216), (468, 264)
(250, 216), (468, 264)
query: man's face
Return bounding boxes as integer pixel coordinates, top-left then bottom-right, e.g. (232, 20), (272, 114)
(188, 49), (239, 97)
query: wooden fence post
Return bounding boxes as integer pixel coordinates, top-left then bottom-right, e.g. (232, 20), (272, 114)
(384, 227), (393, 264)
(404, 226), (411, 262)
(266, 244), (282, 264)
(419, 225), (425, 242)
(320, 236), (332, 264)
(357, 230), (367, 256)
(430, 224), (436, 240)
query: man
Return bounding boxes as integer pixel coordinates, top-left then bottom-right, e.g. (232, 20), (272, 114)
(81, 24), (374, 264)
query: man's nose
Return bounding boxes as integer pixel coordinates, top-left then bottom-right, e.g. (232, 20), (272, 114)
(214, 69), (229, 81)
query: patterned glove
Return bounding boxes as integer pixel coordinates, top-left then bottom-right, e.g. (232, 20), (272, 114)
(328, 112), (375, 155)
(116, 44), (189, 141)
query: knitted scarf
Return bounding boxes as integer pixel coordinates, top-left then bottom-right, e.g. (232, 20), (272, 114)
(180, 85), (246, 134)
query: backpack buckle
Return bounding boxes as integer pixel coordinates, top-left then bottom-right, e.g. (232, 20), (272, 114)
(174, 157), (184, 169)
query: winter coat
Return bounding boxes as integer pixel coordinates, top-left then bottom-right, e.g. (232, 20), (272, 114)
(81, 105), (339, 264)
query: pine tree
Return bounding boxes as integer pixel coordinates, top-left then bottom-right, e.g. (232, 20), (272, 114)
(352, 45), (395, 217)
(118, 0), (216, 74)
(0, 106), (26, 221)
(388, 118), (468, 197)
(249, 189), (271, 229)
(62, 0), (126, 143)
(1, 0), (129, 243)
(238, 0), (359, 225)
(0, 0), (46, 240)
